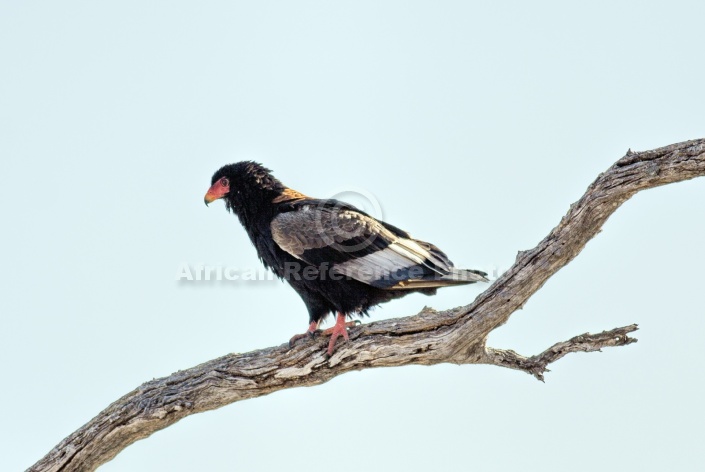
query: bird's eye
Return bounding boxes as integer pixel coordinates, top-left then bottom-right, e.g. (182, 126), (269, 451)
(221, 178), (229, 187)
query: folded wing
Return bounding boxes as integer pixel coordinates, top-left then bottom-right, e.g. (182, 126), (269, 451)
(270, 201), (487, 289)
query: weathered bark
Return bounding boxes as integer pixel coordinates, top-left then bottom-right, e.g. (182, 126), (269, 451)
(29, 138), (705, 472)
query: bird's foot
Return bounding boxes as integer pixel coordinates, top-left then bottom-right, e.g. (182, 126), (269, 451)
(288, 321), (319, 347)
(322, 313), (359, 356)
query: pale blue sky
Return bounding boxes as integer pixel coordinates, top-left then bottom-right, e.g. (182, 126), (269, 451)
(2, 1), (705, 471)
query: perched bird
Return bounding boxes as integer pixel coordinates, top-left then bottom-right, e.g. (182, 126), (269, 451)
(204, 162), (488, 355)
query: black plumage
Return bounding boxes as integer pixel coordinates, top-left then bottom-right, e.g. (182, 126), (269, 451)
(204, 161), (488, 354)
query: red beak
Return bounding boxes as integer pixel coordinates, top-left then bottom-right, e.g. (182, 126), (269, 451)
(204, 181), (230, 206)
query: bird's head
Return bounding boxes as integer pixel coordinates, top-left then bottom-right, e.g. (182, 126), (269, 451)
(204, 161), (285, 210)
(204, 170), (231, 206)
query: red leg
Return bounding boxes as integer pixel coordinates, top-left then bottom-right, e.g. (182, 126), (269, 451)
(288, 320), (319, 347)
(321, 312), (356, 356)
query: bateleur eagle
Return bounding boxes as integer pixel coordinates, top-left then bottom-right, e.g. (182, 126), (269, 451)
(204, 161), (488, 355)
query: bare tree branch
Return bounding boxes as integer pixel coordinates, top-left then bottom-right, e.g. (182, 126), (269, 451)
(482, 324), (639, 381)
(29, 138), (705, 472)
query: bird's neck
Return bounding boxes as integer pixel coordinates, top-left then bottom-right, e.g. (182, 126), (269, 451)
(225, 177), (287, 234)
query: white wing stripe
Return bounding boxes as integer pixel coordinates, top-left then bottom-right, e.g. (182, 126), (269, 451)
(333, 247), (417, 282)
(391, 238), (449, 273)
(387, 241), (425, 265)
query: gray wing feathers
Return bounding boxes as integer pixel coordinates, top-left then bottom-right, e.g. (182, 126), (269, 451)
(270, 205), (484, 289)
(271, 206), (385, 257)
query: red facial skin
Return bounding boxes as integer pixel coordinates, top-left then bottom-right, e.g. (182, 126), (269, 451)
(204, 177), (230, 205)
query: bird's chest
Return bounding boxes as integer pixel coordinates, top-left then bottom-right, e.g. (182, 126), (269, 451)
(248, 225), (301, 278)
